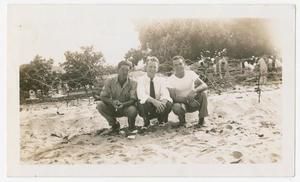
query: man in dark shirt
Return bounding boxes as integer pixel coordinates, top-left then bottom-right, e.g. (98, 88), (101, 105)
(96, 60), (138, 134)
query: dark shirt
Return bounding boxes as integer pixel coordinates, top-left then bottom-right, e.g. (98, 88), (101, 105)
(100, 76), (137, 102)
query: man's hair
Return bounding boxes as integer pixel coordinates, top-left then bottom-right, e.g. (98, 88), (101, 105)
(172, 55), (185, 63)
(118, 60), (132, 69)
(146, 56), (159, 65)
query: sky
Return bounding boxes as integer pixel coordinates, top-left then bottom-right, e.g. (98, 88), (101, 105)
(8, 5), (142, 66)
(7, 5), (293, 66)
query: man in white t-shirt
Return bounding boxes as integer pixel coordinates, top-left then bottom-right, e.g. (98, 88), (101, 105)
(167, 56), (209, 127)
(137, 56), (173, 127)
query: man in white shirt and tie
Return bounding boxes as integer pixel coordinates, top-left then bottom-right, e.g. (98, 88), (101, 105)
(137, 56), (173, 127)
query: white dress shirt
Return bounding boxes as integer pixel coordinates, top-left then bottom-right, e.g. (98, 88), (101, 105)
(137, 74), (172, 104)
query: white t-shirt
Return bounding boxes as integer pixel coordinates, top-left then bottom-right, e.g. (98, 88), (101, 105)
(167, 70), (199, 98)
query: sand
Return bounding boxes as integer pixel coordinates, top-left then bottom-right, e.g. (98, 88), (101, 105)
(20, 84), (282, 164)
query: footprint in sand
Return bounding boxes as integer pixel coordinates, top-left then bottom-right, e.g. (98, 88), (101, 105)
(97, 160), (104, 164)
(182, 143), (200, 148)
(142, 148), (157, 156)
(195, 148), (215, 157)
(105, 152), (114, 157)
(216, 156), (225, 163)
(172, 146), (181, 151)
(138, 157), (145, 162)
(119, 153), (127, 157)
(232, 151), (243, 159)
(75, 141), (85, 145)
(161, 153), (169, 158)
(122, 157), (131, 162)
(271, 153), (280, 163)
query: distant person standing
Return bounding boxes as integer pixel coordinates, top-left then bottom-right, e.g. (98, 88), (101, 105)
(257, 55), (268, 85)
(217, 49), (229, 79)
(167, 56), (209, 127)
(96, 60), (138, 134)
(137, 56), (172, 127)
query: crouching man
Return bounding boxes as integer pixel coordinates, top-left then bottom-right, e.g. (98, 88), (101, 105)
(96, 60), (138, 134)
(167, 56), (209, 127)
(137, 56), (172, 127)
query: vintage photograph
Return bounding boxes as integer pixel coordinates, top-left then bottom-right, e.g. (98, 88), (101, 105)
(6, 4), (295, 176)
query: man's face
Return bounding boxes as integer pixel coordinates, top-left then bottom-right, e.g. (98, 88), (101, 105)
(146, 61), (158, 78)
(173, 59), (185, 74)
(118, 65), (130, 80)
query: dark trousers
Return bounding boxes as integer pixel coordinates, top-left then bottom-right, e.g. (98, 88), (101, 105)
(172, 91), (208, 119)
(96, 101), (137, 129)
(137, 100), (172, 126)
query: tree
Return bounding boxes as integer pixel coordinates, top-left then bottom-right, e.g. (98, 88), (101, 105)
(137, 18), (276, 66)
(19, 55), (55, 101)
(60, 46), (106, 90)
(102, 65), (117, 75)
(124, 48), (146, 66)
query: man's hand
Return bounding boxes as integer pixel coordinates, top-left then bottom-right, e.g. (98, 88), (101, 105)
(112, 100), (122, 110)
(152, 100), (166, 113)
(116, 103), (124, 110)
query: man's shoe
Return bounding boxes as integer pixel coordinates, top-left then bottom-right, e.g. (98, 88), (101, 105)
(172, 115), (186, 128)
(158, 118), (165, 126)
(178, 122), (186, 127)
(158, 116), (169, 125)
(102, 128), (118, 136)
(102, 122), (120, 135)
(112, 122), (121, 131)
(158, 121), (166, 127)
(172, 122), (186, 128)
(143, 118), (150, 127)
(127, 128), (138, 136)
(128, 125), (137, 133)
(194, 118), (205, 128)
(198, 118), (205, 126)
(179, 115), (186, 125)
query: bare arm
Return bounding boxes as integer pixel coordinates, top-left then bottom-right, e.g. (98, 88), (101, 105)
(100, 79), (114, 106)
(194, 78), (208, 93)
(120, 80), (137, 107)
(100, 96), (113, 106)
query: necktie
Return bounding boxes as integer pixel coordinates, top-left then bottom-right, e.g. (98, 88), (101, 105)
(150, 78), (155, 98)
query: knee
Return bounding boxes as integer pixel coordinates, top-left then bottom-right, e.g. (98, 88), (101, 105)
(172, 103), (184, 115)
(96, 101), (106, 112)
(165, 101), (173, 112)
(137, 102), (150, 116)
(127, 105), (138, 118)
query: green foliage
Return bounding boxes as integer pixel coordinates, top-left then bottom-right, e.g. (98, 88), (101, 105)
(19, 46), (113, 103)
(19, 55), (55, 100)
(137, 18), (276, 66)
(60, 46), (106, 89)
(102, 65), (117, 75)
(124, 48), (146, 66)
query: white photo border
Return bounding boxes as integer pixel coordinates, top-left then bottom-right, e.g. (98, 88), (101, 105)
(2, 0), (297, 178)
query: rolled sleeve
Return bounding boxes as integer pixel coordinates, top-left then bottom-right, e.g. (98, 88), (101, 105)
(136, 78), (150, 104)
(100, 78), (111, 98)
(190, 71), (199, 82)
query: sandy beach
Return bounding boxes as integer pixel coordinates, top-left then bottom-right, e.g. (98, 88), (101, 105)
(20, 84), (282, 165)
